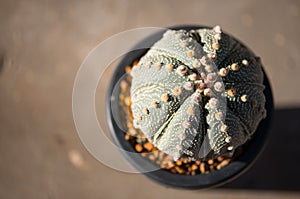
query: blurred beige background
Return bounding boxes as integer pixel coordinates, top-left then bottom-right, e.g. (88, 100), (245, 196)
(0, 0), (300, 198)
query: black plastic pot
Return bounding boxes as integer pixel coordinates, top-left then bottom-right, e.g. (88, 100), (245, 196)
(106, 25), (274, 189)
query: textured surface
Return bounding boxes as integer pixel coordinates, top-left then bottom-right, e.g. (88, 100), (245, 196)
(0, 0), (300, 198)
(130, 27), (266, 161)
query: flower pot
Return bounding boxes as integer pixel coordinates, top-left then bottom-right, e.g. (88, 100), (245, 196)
(106, 25), (274, 189)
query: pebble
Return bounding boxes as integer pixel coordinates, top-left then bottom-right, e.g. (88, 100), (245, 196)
(135, 144), (143, 152)
(144, 142), (154, 151)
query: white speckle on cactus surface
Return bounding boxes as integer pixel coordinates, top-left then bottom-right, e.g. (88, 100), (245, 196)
(185, 150), (194, 156)
(130, 26), (266, 161)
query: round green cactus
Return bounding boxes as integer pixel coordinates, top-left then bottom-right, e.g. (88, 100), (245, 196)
(130, 26), (266, 161)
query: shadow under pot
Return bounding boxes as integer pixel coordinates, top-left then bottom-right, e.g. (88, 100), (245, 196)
(106, 25), (274, 189)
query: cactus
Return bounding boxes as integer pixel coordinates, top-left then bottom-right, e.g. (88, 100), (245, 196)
(130, 26), (266, 161)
